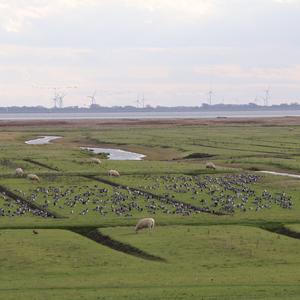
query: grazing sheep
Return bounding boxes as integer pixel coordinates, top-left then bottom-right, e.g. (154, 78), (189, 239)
(90, 157), (102, 164)
(27, 174), (40, 182)
(15, 168), (24, 176)
(108, 169), (120, 177)
(135, 217), (155, 233)
(206, 162), (216, 170)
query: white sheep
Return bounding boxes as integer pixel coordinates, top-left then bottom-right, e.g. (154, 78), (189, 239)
(135, 218), (155, 233)
(206, 162), (216, 170)
(108, 169), (120, 177)
(90, 157), (102, 164)
(27, 174), (40, 182)
(15, 168), (24, 176)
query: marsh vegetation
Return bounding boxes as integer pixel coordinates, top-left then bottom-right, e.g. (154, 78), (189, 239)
(1, 118), (300, 299)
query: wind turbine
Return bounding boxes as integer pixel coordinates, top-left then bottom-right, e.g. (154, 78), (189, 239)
(58, 93), (66, 109)
(25, 70), (78, 108)
(141, 93), (145, 108)
(208, 89), (213, 105)
(52, 89), (59, 108)
(264, 87), (270, 106)
(135, 94), (140, 108)
(87, 91), (97, 106)
(53, 89), (66, 108)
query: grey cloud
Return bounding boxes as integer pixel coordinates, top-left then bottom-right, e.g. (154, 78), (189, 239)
(0, 0), (299, 106)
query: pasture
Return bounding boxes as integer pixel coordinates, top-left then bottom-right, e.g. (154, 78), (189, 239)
(1, 118), (300, 299)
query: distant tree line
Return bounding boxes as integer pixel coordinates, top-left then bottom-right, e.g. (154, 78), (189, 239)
(0, 102), (300, 113)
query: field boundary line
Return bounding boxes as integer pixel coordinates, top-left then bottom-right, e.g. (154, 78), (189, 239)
(83, 175), (227, 216)
(263, 225), (300, 240)
(23, 159), (59, 171)
(0, 185), (64, 219)
(71, 227), (167, 262)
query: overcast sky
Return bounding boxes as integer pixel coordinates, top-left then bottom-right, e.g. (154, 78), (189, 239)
(0, 0), (299, 107)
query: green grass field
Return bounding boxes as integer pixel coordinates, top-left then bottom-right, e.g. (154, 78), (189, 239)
(1, 119), (300, 299)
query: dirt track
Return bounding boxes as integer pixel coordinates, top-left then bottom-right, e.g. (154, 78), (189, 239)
(1, 116), (300, 128)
